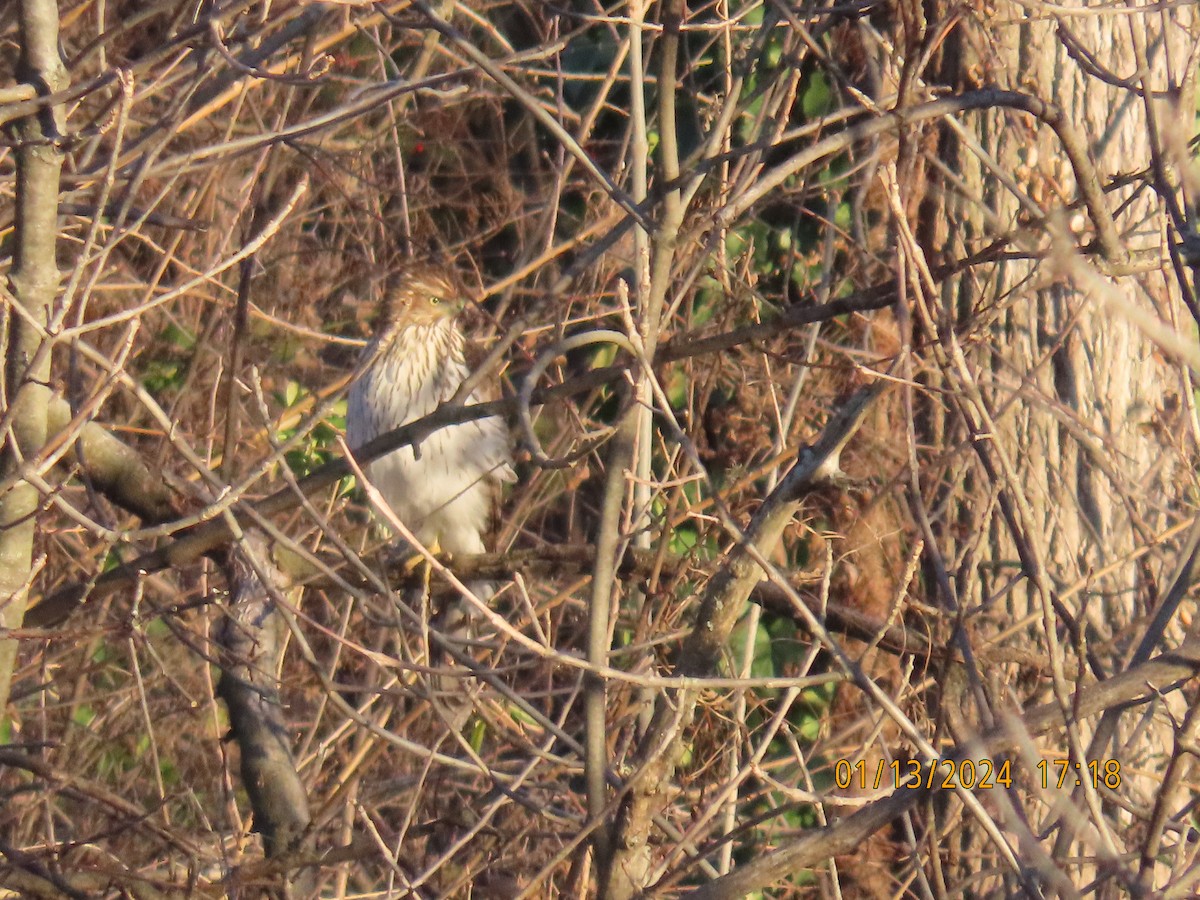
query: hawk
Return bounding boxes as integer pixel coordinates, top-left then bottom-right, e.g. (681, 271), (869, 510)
(347, 266), (514, 599)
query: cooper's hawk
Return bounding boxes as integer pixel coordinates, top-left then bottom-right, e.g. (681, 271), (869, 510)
(347, 266), (514, 599)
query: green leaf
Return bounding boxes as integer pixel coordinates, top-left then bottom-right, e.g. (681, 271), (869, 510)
(835, 200), (852, 230)
(801, 70), (832, 119)
(146, 617), (170, 639)
(670, 525), (699, 554)
(508, 704), (541, 728)
(91, 641), (114, 665)
(468, 717), (487, 753)
(142, 359), (183, 395)
(161, 323), (196, 350)
(665, 365), (688, 409)
(798, 710), (821, 741)
(678, 740), (694, 769)
(765, 40), (783, 68)
(159, 759), (180, 787)
(692, 277), (722, 326)
(590, 343), (618, 369)
(101, 549), (123, 573)
(730, 614), (776, 681)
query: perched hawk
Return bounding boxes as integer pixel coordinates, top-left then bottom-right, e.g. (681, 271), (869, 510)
(347, 266), (514, 599)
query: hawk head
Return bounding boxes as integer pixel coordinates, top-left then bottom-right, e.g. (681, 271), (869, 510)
(383, 266), (464, 328)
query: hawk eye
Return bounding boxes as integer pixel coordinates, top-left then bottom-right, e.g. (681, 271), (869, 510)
(430, 297), (441, 305)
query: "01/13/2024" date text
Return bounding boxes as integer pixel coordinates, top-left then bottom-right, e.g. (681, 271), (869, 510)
(834, 758), (1122, 791)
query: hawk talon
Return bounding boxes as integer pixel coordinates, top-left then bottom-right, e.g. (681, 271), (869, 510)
(400, 536), (442, 576)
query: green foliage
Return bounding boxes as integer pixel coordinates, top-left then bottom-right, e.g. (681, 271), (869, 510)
(738, 612), (778, 682)
(691, 277), (723, 327)
(508, 703), (541, 729)
(135, 734), (180, 786)
(678, 740), (694, 769)
(140, 323), (195, 396)
(725, 219), (775, 274)
(728, 613), (815, 690)
(95, 734), (142, 780)
(141, 358), (185, 396)
(85, 640), (126, 692)
(468, 717), (487, 754)
(652, 478), (719, 560)
(589, 342), (618, 370)
(723, 56), (857, 307)
(722, 611), (838, 869)
(91, 640), (114, 666)
(72, 703), (96, 728)
(664, 364), (689, 409)
(267, 331), (304, 366)
(101, 548), (123, 573)
(160, 323), (196, 351)
(801, 70), (833, 119)
(273, 381), (350, 483)
(668, 523), (713, 557)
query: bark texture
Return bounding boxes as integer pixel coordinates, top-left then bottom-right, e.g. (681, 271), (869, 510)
(909, 1), (1199, 890)
(217, 535), (311, 861)
(0, 0), (68, 714)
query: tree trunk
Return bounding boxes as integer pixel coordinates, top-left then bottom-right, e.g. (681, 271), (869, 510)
(0, 0), (67, 714)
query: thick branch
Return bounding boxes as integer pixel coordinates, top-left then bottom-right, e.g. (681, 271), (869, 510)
(46, 397), (185, 525)
(0, 0), (69, 712)
(215, 535), (310, 860)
